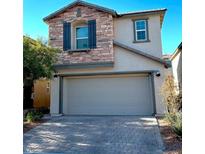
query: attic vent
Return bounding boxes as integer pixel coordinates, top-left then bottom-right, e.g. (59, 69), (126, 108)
(76, 8), (81, 17)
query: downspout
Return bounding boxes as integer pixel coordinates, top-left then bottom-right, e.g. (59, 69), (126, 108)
(59, 76), (63, 114)
(151, 72), (157, 115)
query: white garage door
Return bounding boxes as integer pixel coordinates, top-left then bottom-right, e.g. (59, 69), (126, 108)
(63, 74), (154, 115)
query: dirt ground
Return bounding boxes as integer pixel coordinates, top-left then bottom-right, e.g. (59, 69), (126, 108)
(157, 117), (182, 154)
(23, 119), (47, 133)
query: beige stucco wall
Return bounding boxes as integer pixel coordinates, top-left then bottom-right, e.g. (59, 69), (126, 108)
(50, 77), (60, 114)
(164, 67), (173, 77)
(113, 46), (166, 114)
(113, 15), (163, 58)
(51, 46), (168, 115)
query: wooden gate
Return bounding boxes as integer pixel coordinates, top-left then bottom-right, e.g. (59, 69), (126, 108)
(33, 79), (50, 108)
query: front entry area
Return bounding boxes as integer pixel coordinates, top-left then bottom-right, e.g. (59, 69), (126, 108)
(62, 74), (154, 115)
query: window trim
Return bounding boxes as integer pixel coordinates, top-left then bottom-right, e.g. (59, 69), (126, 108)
(75, 25), (88, 49)
(133, 19), (150, 43)
(135, 20), (147, 41)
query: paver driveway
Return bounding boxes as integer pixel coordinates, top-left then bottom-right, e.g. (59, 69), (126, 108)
(24, 116), (164, 154)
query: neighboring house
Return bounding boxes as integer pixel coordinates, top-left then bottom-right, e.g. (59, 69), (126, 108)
(162, 54), (173, 76)
(43, 0), (170, 116)
(171, 42), (182, 90)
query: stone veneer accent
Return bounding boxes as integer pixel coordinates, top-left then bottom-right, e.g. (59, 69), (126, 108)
(47, 4), (114, 64)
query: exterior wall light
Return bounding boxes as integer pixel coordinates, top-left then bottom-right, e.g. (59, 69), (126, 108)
(156, 71), (160, 77)
(53, 74), (58, 78)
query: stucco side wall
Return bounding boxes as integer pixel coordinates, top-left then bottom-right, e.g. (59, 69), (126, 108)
(51, 46), (167, 114)
(50, 77), (60, 114)
(164, 67), (173, 76)
(153, 73), (166, 114)
(113, 15), (162, 58)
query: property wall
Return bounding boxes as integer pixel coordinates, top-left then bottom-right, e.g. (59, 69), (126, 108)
(51, 46), (167, 115)
(114, 15), (163, 58)
(33, 79), (50, 108)
(47, 4), (114, 64)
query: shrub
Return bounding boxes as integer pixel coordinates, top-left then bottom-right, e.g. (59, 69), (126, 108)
(161, 75), (182, 137)
(161, 75), (182, 113)
(166, 112), (182, 136)
(26, 112), (35, 122)
(26, 111), (43, 123)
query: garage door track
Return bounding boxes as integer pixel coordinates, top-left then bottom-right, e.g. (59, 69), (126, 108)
(24, 116), (164, 154)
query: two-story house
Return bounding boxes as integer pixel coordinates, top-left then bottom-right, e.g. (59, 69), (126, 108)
(43, 0), (169, 116)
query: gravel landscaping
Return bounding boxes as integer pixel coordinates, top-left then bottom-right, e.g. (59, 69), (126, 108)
(24, 119), (48, 133)
(157, 117), (182, 154)
(24, 115), (50, 133)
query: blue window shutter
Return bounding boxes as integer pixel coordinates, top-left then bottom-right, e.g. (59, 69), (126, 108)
(63, 22), (71, 51)
(88, 20), (96, 49)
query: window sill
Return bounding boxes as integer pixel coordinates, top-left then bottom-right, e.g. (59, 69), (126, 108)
(64, 48), (91, 52)
(133, 40), (150, 43)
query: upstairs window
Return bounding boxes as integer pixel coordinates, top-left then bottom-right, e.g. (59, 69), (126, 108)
(76, 26), (88, 49)
(134, 19), (148, 42)
(63, 20), (96, 51)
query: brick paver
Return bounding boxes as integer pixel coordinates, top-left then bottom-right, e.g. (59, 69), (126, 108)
(24, 116), (164, 154)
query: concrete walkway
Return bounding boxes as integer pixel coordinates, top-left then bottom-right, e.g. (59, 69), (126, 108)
(24, 116), (164, 154)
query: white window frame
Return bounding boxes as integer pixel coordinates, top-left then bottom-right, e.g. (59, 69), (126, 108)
(135, 20), (147, 41)
(76, 26), (88, 49)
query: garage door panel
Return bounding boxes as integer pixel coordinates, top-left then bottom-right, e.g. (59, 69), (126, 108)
(63, 75), (153, 115)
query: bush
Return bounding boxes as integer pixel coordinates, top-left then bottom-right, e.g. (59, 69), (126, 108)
(161, 75), (182, 113)
(166, 112), (182, 136)
(26, 111), (43, 122)
(161, 76), (182, 137)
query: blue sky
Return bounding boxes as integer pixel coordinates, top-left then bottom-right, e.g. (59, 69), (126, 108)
(23, 0), (182, 54)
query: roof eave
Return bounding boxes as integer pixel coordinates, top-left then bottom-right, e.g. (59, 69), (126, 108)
(117, 9), (167, 27)
(170, 42), (182, 60)
(117, 9), (167, 17)
(53, 61), (114, 70)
